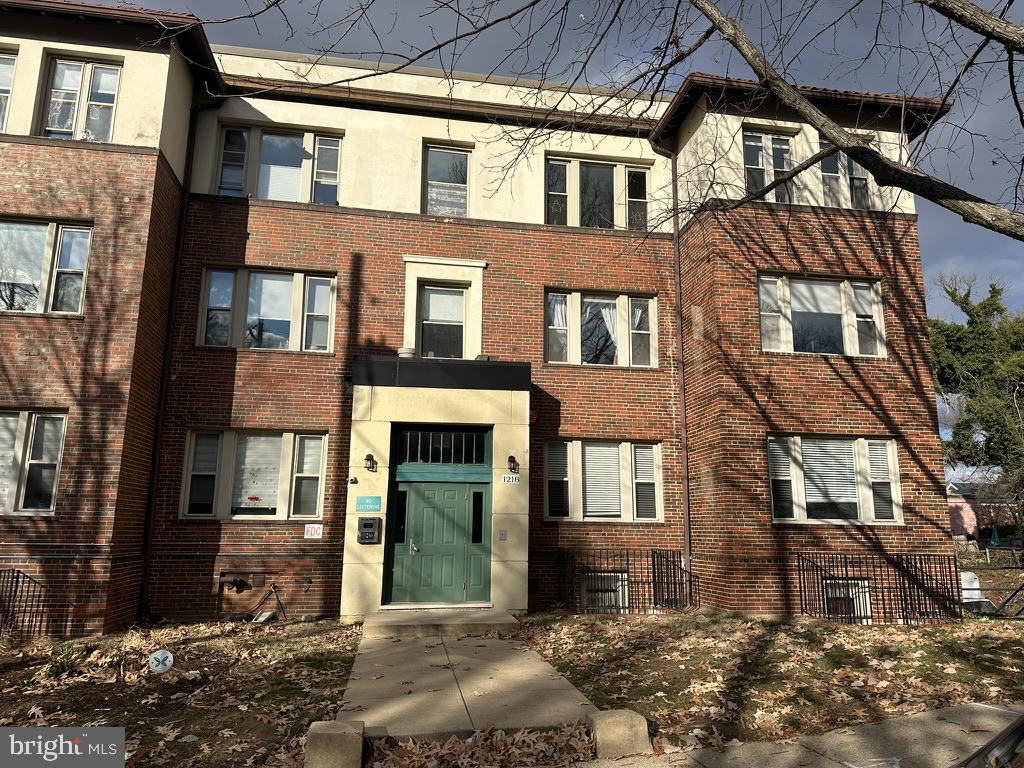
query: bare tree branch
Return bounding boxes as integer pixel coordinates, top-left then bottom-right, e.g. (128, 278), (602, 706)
(916, 0), (1024, 54)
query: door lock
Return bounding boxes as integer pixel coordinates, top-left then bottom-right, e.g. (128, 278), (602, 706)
(408, 539), (419, 555)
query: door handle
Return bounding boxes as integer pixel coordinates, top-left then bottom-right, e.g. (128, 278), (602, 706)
(408, 539), (419, 555)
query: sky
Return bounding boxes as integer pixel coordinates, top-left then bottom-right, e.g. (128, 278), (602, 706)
(122, 0), (1024, 320)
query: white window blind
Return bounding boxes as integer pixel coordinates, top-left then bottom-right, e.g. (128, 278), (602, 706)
(633, 444), (657, 519)
(546, 441), (569, 518)
(802, 438), (859, 519)
(188, 433), (220, 517)
(790, 280), (842, 314)
(868, 440), (895, 520)
(231, 433), (282, 515)
(582, 442), (621, 518)
(767, 437), (794, 518)
(758, 277), (783, 351)
(0, 414), (17, 509)
(257, 133), (303, 202)
(291, 435), (323, 517)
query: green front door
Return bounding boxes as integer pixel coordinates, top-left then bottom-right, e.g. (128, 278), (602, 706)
(385, 482), (491, 604)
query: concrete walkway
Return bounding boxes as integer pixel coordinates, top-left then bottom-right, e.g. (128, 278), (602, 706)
(583, 702), (1024, 768)
(337, 618), (597, 739)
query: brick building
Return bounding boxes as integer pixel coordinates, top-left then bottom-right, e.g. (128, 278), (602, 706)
(0, 1), (957, 636)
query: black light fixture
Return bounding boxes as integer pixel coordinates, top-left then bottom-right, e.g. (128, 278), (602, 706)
(507, 454), (519, 473)
(364, 453), (378, 472)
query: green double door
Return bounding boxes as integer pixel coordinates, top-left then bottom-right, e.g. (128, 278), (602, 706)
(385, 482), (491, 604)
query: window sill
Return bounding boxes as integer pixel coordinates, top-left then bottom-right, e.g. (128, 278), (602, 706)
(772, 518), (904, 527)
(541, 361), (659, 371)
(544, 517), (665, 524)
(0, 310), (84, 320)
(179, 516), (324, 523)
(197, 344), (335, 357)
(761, 348), (887, 362)
(1, 510), (56, 517)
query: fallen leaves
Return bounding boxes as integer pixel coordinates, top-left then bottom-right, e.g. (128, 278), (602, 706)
(369, 725), (594, 767)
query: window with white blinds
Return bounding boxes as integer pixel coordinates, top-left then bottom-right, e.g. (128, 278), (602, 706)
(768, 435), (902, 524)
(545, 440), (662, 522)
(181, 430), (327, 520)
(0, 411), (67, 516)
(633, 444), (657, 519)
(583, 442), (621, 518)
(757, 275), (884, 357)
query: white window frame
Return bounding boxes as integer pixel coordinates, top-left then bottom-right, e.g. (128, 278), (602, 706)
(402, 255), (486, 360)
(0, 53), (16, 134)
(757, 274), (886, 358)
(0, 411), (67, 516)
(180, 429), (328, 520)
(312, 135), (341, 205)
(544, 439), (664, 523)
(417, 282), (467, 359)
(214, 125), (343, 204)
(196, 268), (336, 353)
(543, 441), (570, 520)
(819, 140), (874, 210)
(423, 144), (471, 218)
(42, 59), (121, 142)
(626, 167), (649, 232)
(0, 221), (93, 316)
(743, 131), (793, 203)
(545, 290), (657, 368)
(545, 156), (653, 229)
(767, 435), (904, 525)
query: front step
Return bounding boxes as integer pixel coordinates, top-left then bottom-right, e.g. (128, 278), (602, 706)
(362, 608), (519, 638)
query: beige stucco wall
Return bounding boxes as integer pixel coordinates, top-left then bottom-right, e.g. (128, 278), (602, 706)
(0, 31), (193, 180)
(675, 95), (916, 215)
(340, 385), (530, 617)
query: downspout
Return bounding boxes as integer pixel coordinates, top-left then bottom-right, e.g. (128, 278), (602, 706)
(652, 139), (693, 571)
(138, 102), (200, 621)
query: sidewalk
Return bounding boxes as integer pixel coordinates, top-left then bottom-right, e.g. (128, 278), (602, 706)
(584, 702), (1024, 768)
(337, 632), (597, 739)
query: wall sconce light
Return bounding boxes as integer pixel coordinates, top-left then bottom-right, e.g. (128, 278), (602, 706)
(364, 453), (378, 472)
(507, 455), (519, 474)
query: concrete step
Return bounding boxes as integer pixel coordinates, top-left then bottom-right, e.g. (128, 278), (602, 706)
(362, 608), (520, 638)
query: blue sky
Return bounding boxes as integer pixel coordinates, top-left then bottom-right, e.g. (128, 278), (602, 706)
(133, 0), (1024, 319)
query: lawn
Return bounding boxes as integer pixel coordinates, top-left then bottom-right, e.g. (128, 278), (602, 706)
(515, 612), (1024, 750)
(0, 620), (360, 766)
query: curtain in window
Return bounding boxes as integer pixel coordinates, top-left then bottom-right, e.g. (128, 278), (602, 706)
(582, 442), (620, 518)
(0, 414), (16, 507)
(802, 438), (859, 519)
(231, 433), (282, 515)
(546, 293), (568, 362)
(758, 277), (783, 351)
(790, 279), (844, 354)
(581, 298), (618, 364)
(257, 134), (303, 202)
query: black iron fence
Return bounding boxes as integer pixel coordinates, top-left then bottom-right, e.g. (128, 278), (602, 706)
(798, 552), (962, 625)
(0, 569), (68, 642)
(555, 549), (698, 615)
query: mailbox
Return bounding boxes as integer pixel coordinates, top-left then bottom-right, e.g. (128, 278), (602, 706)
(357, 517), (381, 544)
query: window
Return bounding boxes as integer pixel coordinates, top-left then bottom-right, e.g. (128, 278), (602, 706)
(744, 131), (792, 203)
(767, 435), (903, 524)
(0, 222), (92, 315)
(545, 440), (663, 522)
(313, 136), (341, 205)
(218, 128), (248, 197)
(580, 163), (614, 228)
(820, 141), (873, 209)
(217, 127), (342, 203)
(257, 133), (303, 202)
(823, 579), (872, 624)
(418, 284), (465, 358)
(546, 293), (569, 363)
(582, 572), (629, 614)
(626, 169), (648, 231)
(0, 411), (66, 515)
(545, 291), (656, 367)
(757, 275), (885, 357)
(0, 55), (14, 132)
(424, 146), (468, 217)
(43, 60), (120, 142)
(395, 428), (487, 465)
(545, 442), (570, 519)
(181, 429), (327, 520)
(198, 269), (335, 352)
(545, 160), (568, 225)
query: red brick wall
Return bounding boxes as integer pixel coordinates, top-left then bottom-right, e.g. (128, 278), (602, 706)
(147, 196), (684, 621)
(679, 203), (953, 615)
(0, 138), (174, 635)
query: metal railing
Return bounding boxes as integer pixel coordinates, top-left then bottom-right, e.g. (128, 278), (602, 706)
(0, 569), (67, 642)
(798, 552), (962, 625)
(555, 549), (699, 615)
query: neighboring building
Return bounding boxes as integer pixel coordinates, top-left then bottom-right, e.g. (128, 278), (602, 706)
(948, 482), (981, 539)
(0, 0), (957, 635)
